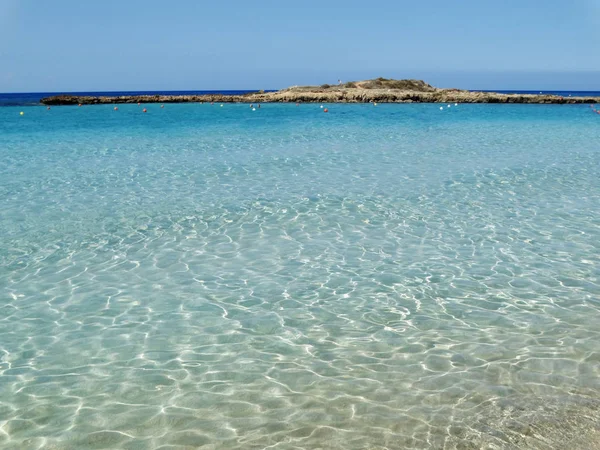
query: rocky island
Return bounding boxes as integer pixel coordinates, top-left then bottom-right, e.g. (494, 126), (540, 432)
(41, 78), (600, 105)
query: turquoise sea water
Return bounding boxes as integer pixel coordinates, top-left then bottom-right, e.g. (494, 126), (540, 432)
(1, 103), (600, 449)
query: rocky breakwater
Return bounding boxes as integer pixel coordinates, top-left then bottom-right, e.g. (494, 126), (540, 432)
(41, 78), (600, 105)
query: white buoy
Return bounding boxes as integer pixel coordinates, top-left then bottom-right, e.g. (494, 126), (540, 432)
(440, 107), (443, 110)
(447, 105), (451, 108)
(320, 105), (324, 108)
(252, 108), (256, 111)
(454, 103), (458, 106)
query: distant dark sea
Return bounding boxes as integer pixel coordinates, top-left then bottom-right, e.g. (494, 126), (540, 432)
(1, 90), (599, 106)
(474, 90), (600, 97)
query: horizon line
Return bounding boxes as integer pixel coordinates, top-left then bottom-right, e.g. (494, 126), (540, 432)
(3, 87), (600, 96)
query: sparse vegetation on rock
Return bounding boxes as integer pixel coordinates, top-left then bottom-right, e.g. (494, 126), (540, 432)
(41, 78), (600, 105)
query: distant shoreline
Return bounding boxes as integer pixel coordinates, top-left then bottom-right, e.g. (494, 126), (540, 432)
(38, 78), (600, 105)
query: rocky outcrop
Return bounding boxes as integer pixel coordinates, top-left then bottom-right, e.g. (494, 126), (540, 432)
(40, 79), (600, 105)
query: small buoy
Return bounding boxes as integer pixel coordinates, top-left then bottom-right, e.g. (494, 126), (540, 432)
(137, 102), (141, 106)
(454, 103), (458, 106)
(78, 104), (82, 107)
(447, 104), (451, 108)
(114, 107), (118, 111)
(296, 103), (300, 107)
(252, 108), (256, 111)
(440, 107), (443, 110)
(220, 104), (224, 107)
(324, 108), (329, 113)
(374, 102), (377, 106)
(19, 111), (24, 116)
(142, 108), (147, 113)
(210, 102), (214, 105)
(161, 104), (164, 108)
(320, 105), (324, 108)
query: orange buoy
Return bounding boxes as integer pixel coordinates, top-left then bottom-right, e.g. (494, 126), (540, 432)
(114, 107), (118, 111)
(142, 108), (147, 113)
(323, 108), (329, 113)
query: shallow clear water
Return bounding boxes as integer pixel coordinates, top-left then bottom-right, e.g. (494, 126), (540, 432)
(1, 103), (600, 449)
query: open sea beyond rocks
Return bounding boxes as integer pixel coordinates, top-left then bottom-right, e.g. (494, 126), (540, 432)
(1, 102), (599, 449)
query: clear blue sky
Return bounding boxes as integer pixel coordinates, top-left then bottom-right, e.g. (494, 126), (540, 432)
(1, 0), (599, 92)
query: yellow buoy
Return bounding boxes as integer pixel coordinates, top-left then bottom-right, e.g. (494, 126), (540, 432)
(20, 111), (24, 116)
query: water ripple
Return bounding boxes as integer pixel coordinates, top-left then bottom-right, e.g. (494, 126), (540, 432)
(1, 104), (600, 449)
